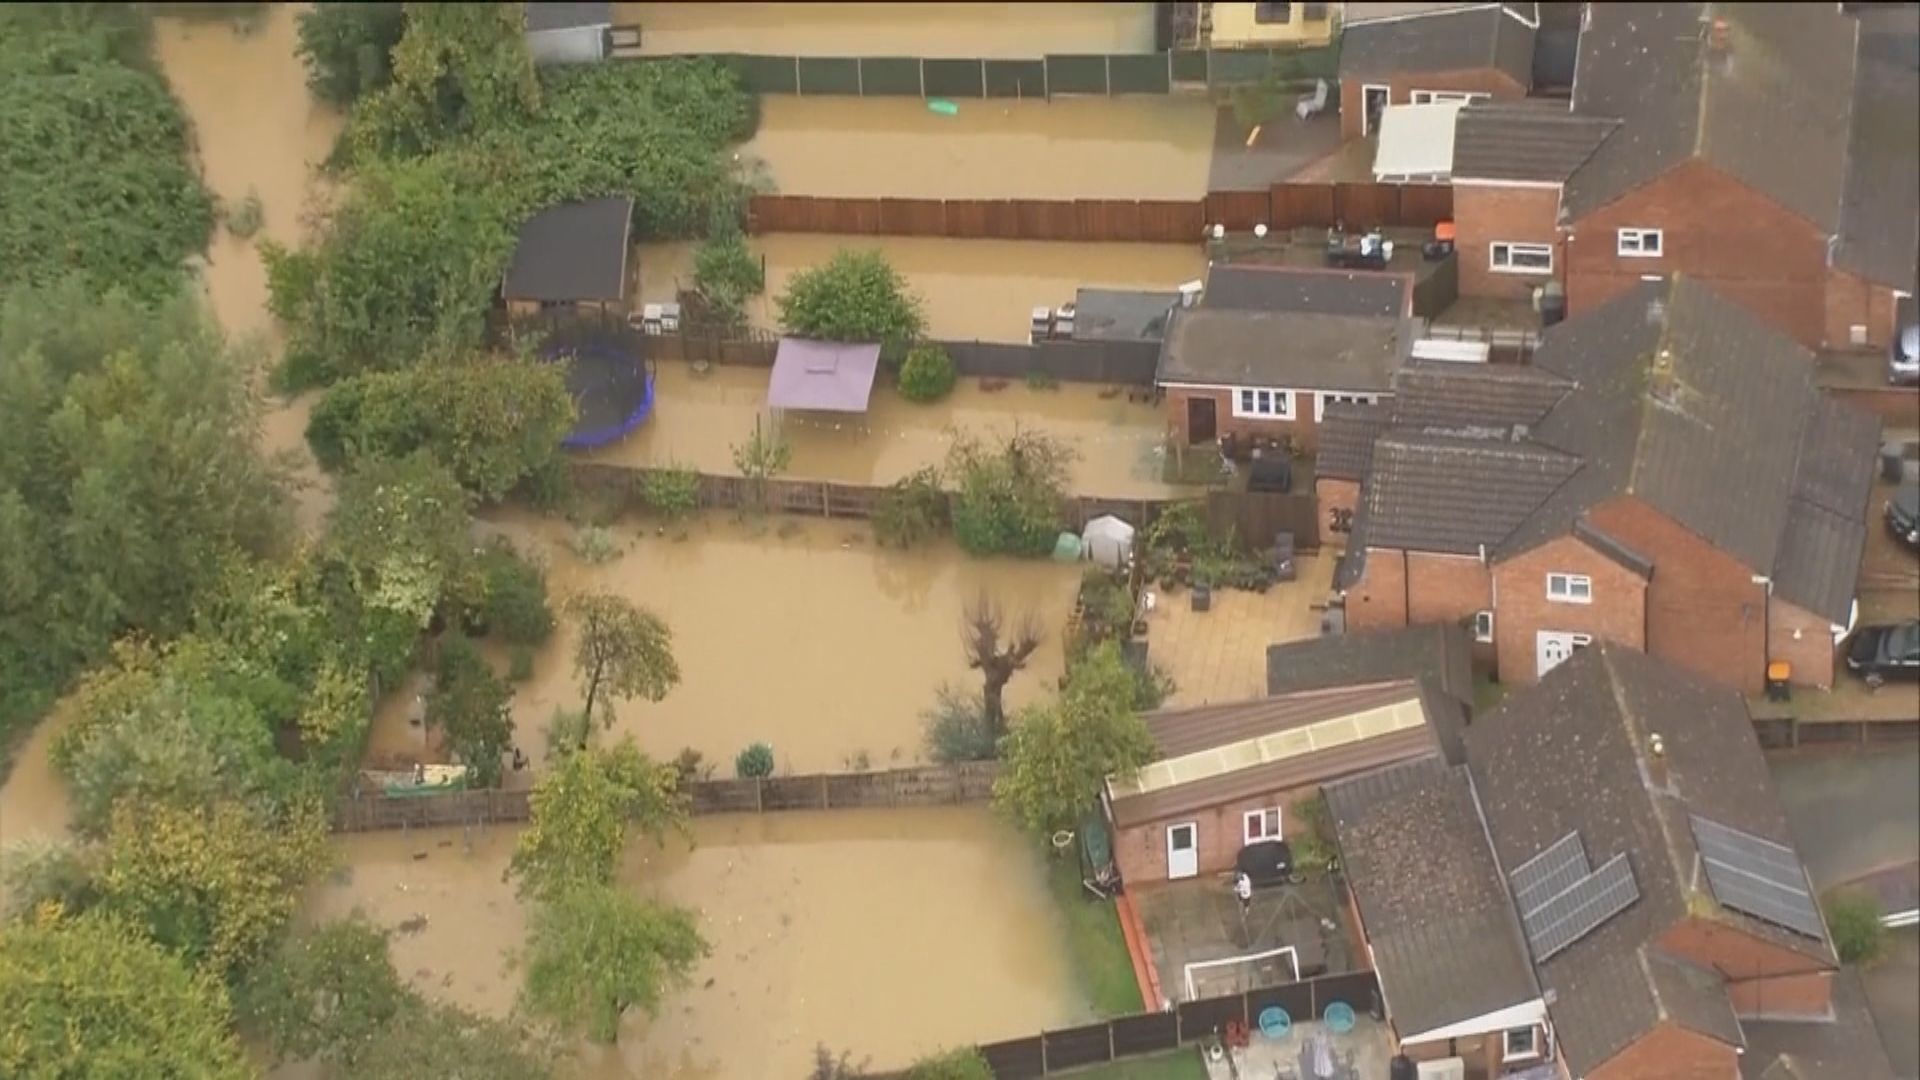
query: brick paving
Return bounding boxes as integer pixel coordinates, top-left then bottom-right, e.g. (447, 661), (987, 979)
(1142, 553), (1335, 707)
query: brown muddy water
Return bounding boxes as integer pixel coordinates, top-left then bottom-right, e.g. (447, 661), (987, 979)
(153, 5), (343, 535)
(639, 233), (1207, 345)
(745, 95), (1219, 201)
(621, 2), (1156, 58)
(367, 509), (1082, 773)
(310, 810), (1088, 1077)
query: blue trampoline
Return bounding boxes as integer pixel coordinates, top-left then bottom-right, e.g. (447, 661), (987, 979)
(543, 340), (655, 450)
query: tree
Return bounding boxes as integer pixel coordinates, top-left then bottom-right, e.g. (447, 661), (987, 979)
(776, 250), (925, 359)
(326, 452), (479, 637)
(236, 917), (409, 1069)
(296, 2), (407, 107)
(510, 740), (685, 900)
(994, 642), (1155, 835)
(946, 429), (1074, 556)
(0, 909), (251, 1080)
(520, 883), (707, 1044)
(354, 1000), (557, 1080)
(898, 343), (957, 403)
(429, 634), (515, 787)
(692, 206), (763, 330)
(1825, 890), (1887, 965)
(566, 591), (680, 734)
(962, 593), (1043, 739)
(347, 2), (539, 161)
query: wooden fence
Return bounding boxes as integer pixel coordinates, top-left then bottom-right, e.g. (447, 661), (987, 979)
(1751, 717), (1920, 752)
(332, 762), (1001, 833)
(977, 969), (1381, 1079)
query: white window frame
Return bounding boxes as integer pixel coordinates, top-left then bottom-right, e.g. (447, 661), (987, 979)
(1617, 227), (1664, 258)
(1547, 573), (1593, 604)
(1474, 610), (1495, 643)
(1314, 391), (1377, 423)
(1233, 388), (1295, 420)
(1503, 1025), (1540, 1062)
(1410, 89), (1490, 105)
(1243, 807), (1282, 844)
(1489, 241), (1553, 275)
(1361, 83), (1390, 136)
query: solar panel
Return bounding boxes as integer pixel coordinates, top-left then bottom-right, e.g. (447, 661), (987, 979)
(1690, 815), (1826, 940)
(1509, 832), (1590, 916)
(1522, 853), (1640, 962)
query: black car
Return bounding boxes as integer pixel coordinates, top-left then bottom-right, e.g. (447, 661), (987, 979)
(1846, 621), (1920, 687)
(1889, 483), (1920, 552)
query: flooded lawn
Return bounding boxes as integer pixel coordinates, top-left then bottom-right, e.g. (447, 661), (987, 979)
(368, 509), (1082, 773)
(620, 2), (1157, 58)
(639, 233), (1207, 345)
(746, 95), (1219, 201)
(313, 809), (1089, 1076)
(581, 360), (1179, 499)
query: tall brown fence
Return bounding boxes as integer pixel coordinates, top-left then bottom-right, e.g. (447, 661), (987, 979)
(977, 970), (1381, 1079)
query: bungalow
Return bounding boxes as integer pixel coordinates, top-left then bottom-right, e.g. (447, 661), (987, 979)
(501, 196), (635, 320)
(1333, 277), (1881, 694)
(1337, 2), (1538, 138)
(524, 2), (612, 65)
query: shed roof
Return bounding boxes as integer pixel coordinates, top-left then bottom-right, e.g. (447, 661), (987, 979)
(1340, 2), (1537, 84)
(1202, 264), (1411, 318)
(1157, 309), (1417, 391)
(1264, 623), (1474, 763)
(502, 197), (632, 302)
(1073, 288), (1178, 342)
(1373, 103), (1464, 180)
(766, 339), (881, 413)
(526, 2), (612, 32)
(1451, 100), (1619, 182)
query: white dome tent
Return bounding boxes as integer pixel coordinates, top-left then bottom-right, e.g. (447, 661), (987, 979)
(1081, 514), (1136, 570)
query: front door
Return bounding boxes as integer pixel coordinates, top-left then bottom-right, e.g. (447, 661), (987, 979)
(1167, 822), (1199, 880)
(1363, 84), (1390, 136)
(1187, 397), (1217, 444)
(1536, 632), (1590, 678)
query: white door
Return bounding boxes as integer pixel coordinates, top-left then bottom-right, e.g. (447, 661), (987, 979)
(1167, 822), (1199, 880)
(1536, 632), (1590, 677)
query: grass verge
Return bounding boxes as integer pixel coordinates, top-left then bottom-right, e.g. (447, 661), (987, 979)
(1046, 854), (1145, 1017)
(1055, 1048), (1209, 1080)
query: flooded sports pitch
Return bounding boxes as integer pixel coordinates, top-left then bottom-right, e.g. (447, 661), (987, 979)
(312, 809), (1088, 1077)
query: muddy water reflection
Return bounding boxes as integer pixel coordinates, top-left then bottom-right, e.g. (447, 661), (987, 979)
(622, 2), (1155, 57)
(369, 510), (1080, 773)
(316, 809), (1087, 1076)
(746, 96), (1218, 200)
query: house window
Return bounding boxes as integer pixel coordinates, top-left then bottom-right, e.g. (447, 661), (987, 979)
(1617, 228), (1664, 258)
(1234, 388), (1294, 419)
(1314, 391), (1377, 423)
(1547, 573), (1593, 603)
(1490, 242), (1553, 274)
(1302, 2), (1329, 19)
(1410, 90), (1490, 105)
(1474, 610), (1495, 643)
(1503, 1026), (1540, 1061)
(1244, 807), (1282, 843)
(1255, 2), (1292, 23)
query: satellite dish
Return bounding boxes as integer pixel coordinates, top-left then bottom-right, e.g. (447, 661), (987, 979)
(1254, 224), (1268, 238)
(1210, 224), (1225, 240)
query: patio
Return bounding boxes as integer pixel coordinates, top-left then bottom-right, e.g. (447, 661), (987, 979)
(1203, 1015), (1393, 1080)
(1131, 874), (1359, 1009)
(1142, 554), (1333, 707)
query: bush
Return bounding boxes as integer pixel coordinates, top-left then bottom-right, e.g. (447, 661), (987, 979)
(947, 430), (1075, 557)
(295, 2), (406, 108)
(872, 468), (949, 549)
(734, 742), (775, 779)
(922, 686), (998, 763)
(507, 646), (536, 683)
(907, 1048), (994, 1080)
(672, 748), (713, 785)
(1825, 890), (1887, 965)
(776, 250), (925, 362)
(478, 541), (554, 646)
(225, 191), (265, 239)
(570, 526), (621, 565)
(692, 207), (763, 330)
(640, 465), (701, 521)
(897, 344), (956, 403)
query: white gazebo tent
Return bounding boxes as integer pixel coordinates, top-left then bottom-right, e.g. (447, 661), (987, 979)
(1081, 515), (1136, 570)
(1372, 101), (1465, 183)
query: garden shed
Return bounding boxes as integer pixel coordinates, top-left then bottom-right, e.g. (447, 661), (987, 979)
(502, 196), (634, 318)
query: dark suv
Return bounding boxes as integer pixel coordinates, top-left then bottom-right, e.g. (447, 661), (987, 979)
(1890, 482), (1920, 552)
(1846, 621), (1920, 687)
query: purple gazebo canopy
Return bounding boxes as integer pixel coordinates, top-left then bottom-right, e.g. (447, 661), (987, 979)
(767, 338), (881, 413)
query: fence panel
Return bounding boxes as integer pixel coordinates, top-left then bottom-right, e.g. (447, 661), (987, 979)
(946, 199), (996, 239)
(1109, 53), (1171, 94)
(1139, 199), (1204, 242)
(1271, 183), (1337, 229)
(1046, 54), (1109, 95)
(1015, 199), (1081, 242)
(1397, 183), (1453, 227)
(1170, 48), (1209, 84)
(984, 58), (1048, 98)
(980, 1037), (1046, 1080)
(1249, 979), (1315, 1023)
(797, 56), (861, 95)
(1177, 995), (1246, 1039)
(924, 58), (987, 98)
(686, 778), (762, 814)
(731, 54), (797, 94)
(1410, 252), (1458, 319)
(981, 199), (1023, 240)
(879, 198), (947, 237)
(1333, 182), (1399, 229)
(1043, 1023), (1114, 1071)
(1207, 491), (1319, 553)
(1207, 47), (1274, 85)
(1077, 200), (1143, 243)
(1109, 1011), (1180, 1056)
(1309, 971), (1380, 1018)
(1205, 189), (1271, 232)
(860, 56), (923, 96)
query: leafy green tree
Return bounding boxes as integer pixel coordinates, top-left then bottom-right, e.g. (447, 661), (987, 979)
(296, 2), (407, 107)
(520, 883), (707, 1043)
(326, 452), (479, 638)
(0, 909), (251, 1080)
(776, 250), (925, 358)
(947, 429), (1074, 556)
(355, 1000), (558, 1080)
(566, 592), (680, 732)
(348, 2), (539, 161)
(511, 741), (685, 899)
(477, 538), (555, 645)
(898, 343), (957, 403)
(734, 742), (775, 779)
(993, 642), (1155, 835)
(1825, 889), (1887, 965)
(692, 207), (763, 329)
(237, 917), (409, 1069)
(430, 634), (515, 787)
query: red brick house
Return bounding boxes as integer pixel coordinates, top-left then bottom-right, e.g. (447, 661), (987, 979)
(1337, 3), (1539, 139)
(1449, 101), (1617, 300)
(1334, 278), (1881, 694)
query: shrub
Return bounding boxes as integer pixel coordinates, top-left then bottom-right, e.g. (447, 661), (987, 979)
(225, 191), (265, 239)
(478, 541), (553, 646)
(507, 646), (535, 683)
(570, 525), (621, 565)
(544, 707), (590, 761)
(908, 1048), (994, 1080)
(776, 250), (925, 362)
(947, 430), (1075, 557)
(872, 468), (949, 549)
(897, 344), (956, 403)
(922, 686), (998, 764)
(1024, 369), (1058, 391)
(1825, 890), (1886, 965)
(672, 748), (713, 785)
(734, 742), (775, 779)
(692, 207), (763, 330)
(641, 465), (701, 521)
(295, 1), (406, 108)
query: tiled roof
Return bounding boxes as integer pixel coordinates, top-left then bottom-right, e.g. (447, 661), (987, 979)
(1564, 3), (1859, 228)
(1835, 10), (1920, 290)
(1202, 265), (1411, 317)
(1340, 3), (1536, 85)
(1451, 101), (1620, 182)
(1156, 309), (1416, 391)
(1316, 401), (1392, 481)
(1741, 968), (1899, 1080)
(1326, 758), (1539, 1040)
(1264, 624), (1473, 763)
(1362, 430), (1578, 555)
(1774, 396), (1880, 624)
(1390, 360), (1572, 429)
(502, 197), (632, 302)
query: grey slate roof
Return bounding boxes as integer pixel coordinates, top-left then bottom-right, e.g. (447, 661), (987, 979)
(1265, 623), (1474, 763)
(1451, 101), (1620, 182)
(1389, 360), (1572, 429)
(1834, 11), (1920, 290)
(1362, 430), (1579, 555)
(525, 2), (612, 32)
(1202, 265), (1411, 318)
(1466, 645), (1835, 1076)
(1072, 289), (1177, 342)
(1741, 968), (1899, 1080)
(1156, 309), (1417, 391)
(1326, 758), (1539, 1040)
(1341, 3), (1536, 86)
(1316, 400), (1392, 481)
(1774, 398), (1881, 623)
(502, 197), (632, 302)
(1564, 3), (1859, 227)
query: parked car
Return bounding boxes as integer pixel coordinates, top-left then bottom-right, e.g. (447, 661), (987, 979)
(1891, 296), (1918, 386)
(1889, 482), (1920, 551)
(1845, 620), (1920, 687)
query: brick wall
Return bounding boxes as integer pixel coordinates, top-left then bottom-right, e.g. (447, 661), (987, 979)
(1340, 69), (1528, 139)
(1163, 386), (1322, 450)
(1406, 551), (1491, 625)
(1725, 970), (1836, 1019)
(1115, 783), (1322, 885)
(1347, 547), (1410, 629)
(1824, 267), (1905, 351)
(1588, 1022), (1740, 1080)
(1659, 918), (1835, 1018)
(1767, 598), (1839, 690)
(1564, 160), (1830, 349)
(1454, 183), (1563, 300)
(1491, 533), (1647, 683)
(1586, 497), (1769, 695)
(1317, 477), (1360, 550)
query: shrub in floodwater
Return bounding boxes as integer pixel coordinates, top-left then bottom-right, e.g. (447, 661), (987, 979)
(570, 525), (621, 565)
(946, 429), (1074, 557)
(673, 747), (714, 785)
(842, 749), (871, 772)
(640, 464), (700, 521)
(809, 1045), (869, 1080)
(1024, 369), (1058, 391)
(479, 540), (554, 645)
(544, 707), (590, 760)
(225, 191), (265, 240)
(922, 685), (999, 764)
(734, 742), (775, 779)
(507, 645), (535, 683)
(871, 467), (948, 550)
(906, 1047), (995, 1080)
(897, 343), (956, 403)
(776, 250), (925, 364)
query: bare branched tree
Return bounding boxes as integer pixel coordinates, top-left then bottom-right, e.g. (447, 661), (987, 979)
(963, 592), (1042, 738)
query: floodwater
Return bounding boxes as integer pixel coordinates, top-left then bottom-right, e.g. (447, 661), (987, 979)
(0, 701), (78, 910)
(621, 2), (1157, 57)
(311, 809), (1088, 1076)
(581, 361), (1180, 499)
(367, 509), (1082, 773)
(745, 95), (1219, 200)
(638, 233), (1207, 345)
(152, 5), (342, 534)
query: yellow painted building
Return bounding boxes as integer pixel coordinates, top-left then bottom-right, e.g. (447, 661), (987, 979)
(1207, 2), (1339, 47)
